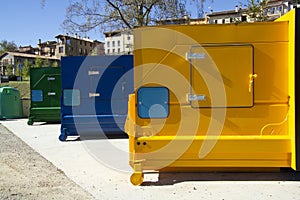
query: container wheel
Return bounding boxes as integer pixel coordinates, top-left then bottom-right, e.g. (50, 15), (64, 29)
(27, 119), (33, 126)
(58, 130), (67, 141)
(130, 172), (144, 186)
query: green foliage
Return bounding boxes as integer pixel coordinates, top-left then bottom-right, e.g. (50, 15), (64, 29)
(34, 57), (43, 68)
(0, 40), (18, 54)
(43, 59), (50, 67)
(52, 61), (59, 67)
(243, 0), (269, 22)
(6, 65), (12, 76)
(22, 59), (31, 80)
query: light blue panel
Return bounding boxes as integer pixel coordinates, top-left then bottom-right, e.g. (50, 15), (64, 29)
(64, 89), (80, 106)
(31, 90), (43, 102)
(137, 87), (169, 118)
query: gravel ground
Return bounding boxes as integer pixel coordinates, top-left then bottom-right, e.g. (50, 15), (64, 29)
(0, 124), (95, 200)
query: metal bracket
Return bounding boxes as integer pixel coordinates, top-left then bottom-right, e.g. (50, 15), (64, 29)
(186, 52), (206, 60)
(89, 92), (100, 97)
(88, 70), (100, 75)
(47, 77), (55, 81)
(187, 94), (206, 101)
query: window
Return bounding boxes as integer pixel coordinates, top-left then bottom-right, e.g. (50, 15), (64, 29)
(107, 41), (110, 48)
(112, 41), (115, 47)
(80, 40), (82, 45)
(278, 5), (283, 12)
(222, 19), (225, 24)
(241, 15), (247, 22)
(214, 19), (218, 24)
(118, 48), (120, 53)
(84, 49), (87, 55)
(112, 49), (115, 53)
(32, 90), (43, 102)
(90, 43), (93, 47)
(63, 89), (80, 106)
(107, 49), (110, 54)
(117, 40), (120, 47)
(137, 87), (169, 118)
(270, 7), (275, 14)
(59, 46), (64, 53)
(127, 36), (131, 40)
(66, 39), (71, 45)
(3, 59), (8, 65)
(79, 48), (83, 54)
(85, 41), (87, 46)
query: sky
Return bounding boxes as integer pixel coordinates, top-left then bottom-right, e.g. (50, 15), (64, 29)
(0, 0), (241, 47)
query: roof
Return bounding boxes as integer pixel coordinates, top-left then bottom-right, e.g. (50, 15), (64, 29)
(0, 52), (60, 61)
(55, 34), (102, 44)
(104, 29), (133, 37)
(207, 9), (247, 17)
(38, 41), (57, 46)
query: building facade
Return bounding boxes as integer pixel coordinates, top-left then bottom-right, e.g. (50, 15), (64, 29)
(55, 34), (104, 59)
(0, 52), (60, 76)
(104, 29), (133, 55)
(207, 0), (298, 24)
(38, 40), (57, 57)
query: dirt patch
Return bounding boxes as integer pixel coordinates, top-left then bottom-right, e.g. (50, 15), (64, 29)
(0, 124), (95, 200)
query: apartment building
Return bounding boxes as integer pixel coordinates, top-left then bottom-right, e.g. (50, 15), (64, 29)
(55, 34), (104, 59)
(207, 0), (297, 24)
(104, 29), (133, 55)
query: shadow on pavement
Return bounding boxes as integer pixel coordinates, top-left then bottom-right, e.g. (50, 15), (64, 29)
(143, 168), (300, 186)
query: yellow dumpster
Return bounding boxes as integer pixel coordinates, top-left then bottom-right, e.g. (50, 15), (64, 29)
(125, 8), (300, 185)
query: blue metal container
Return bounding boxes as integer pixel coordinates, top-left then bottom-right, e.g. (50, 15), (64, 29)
(59, 55), (133, 141)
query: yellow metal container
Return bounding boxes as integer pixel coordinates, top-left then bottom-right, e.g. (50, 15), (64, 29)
(126, 9), (300, 185)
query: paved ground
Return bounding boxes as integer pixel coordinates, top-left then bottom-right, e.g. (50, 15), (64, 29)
(1, 119), (300, 200)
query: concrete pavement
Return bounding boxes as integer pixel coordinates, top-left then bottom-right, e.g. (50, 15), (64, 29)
(2, 119), (300, 200)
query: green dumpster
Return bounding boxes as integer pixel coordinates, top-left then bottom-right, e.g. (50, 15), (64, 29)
(28, 67), (61, 125)
(0, 86), (23, 119)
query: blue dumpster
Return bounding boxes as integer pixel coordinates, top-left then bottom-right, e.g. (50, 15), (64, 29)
(59, 55), (133, 141)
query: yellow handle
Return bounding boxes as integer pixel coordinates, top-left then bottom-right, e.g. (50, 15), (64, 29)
(248, 74), (258, 93)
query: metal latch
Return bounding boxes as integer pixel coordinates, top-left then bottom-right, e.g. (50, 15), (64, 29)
(48, 92), (56, 96)
(187, 94), (206, 101)
(47, 77), (55, 81)
(89, 92), (100, 97)
(88, 70), (100, 75)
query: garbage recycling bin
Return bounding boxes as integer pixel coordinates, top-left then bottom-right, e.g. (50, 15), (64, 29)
(28, 67), (61, 125)
(59, 55), (133, 141)
(125, 8), (300, 185)
(0, 86), (23, 119)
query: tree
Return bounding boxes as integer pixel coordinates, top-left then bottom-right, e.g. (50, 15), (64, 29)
(22, 59), (31, 80)
(34, 57), (43, 68)
(43, 59), (50, 67)
(243, 0), (269, 22)
(0, 40), (18, 54)
(62, 0), (208, 33)
(52, 61), (59, 67)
